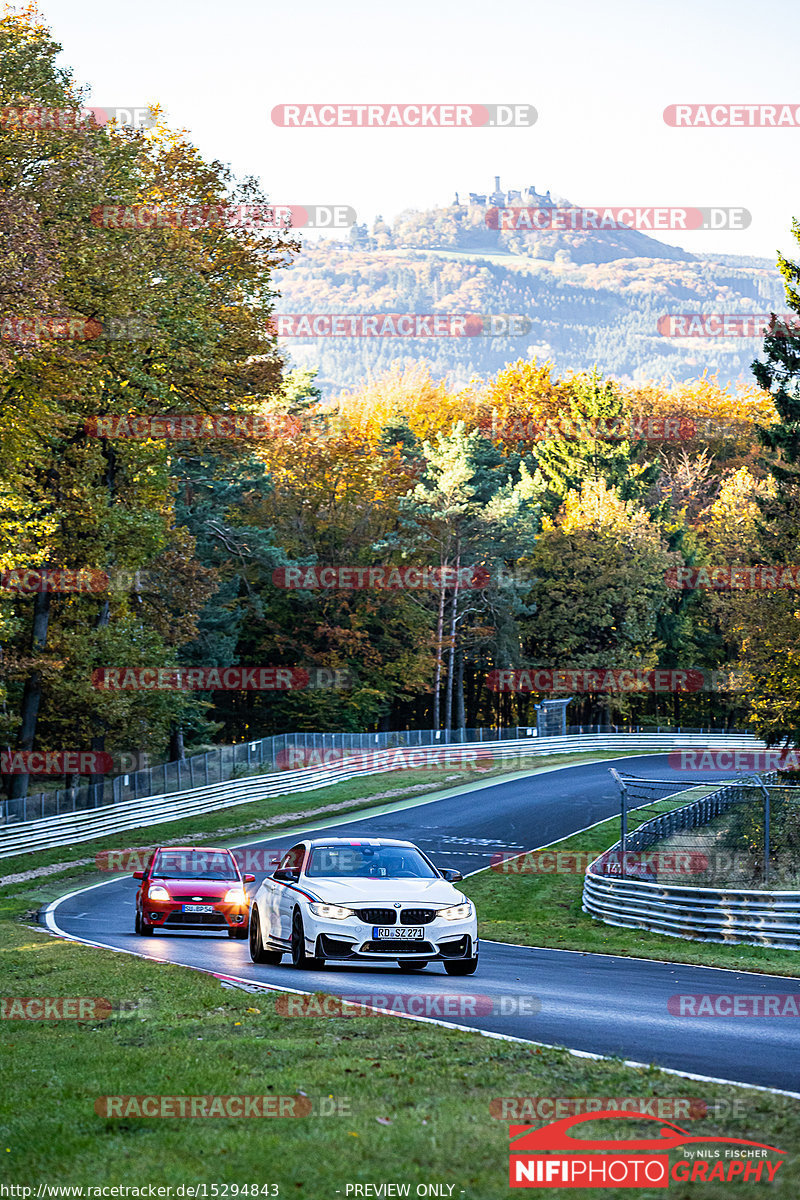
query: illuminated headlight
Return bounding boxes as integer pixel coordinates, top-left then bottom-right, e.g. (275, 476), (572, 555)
(437, 902), (473, 921)
(223, 888), (247, 906)
(308, 903), (354, 920)
(148, 885), (170, 902)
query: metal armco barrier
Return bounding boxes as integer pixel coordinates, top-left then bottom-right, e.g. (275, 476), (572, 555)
(0, 732), (762, 861)
(582, 873), (800, 951)
(1, 721), (750, 824)
(582, 774), (800, 950)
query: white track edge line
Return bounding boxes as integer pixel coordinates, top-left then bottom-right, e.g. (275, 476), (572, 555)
(41, 893), (800, 1101)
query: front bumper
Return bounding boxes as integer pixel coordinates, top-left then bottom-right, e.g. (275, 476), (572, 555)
(306, 913), (478, 961)
(143, 900), (249, 931)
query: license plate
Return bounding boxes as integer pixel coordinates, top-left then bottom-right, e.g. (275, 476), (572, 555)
(373, 926), (424, 939)
(183, 904), (214, 913)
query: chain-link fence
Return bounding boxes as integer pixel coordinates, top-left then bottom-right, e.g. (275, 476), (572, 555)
(3, 721), (550, 825)
(1, 714), (750, 827)
(602, 771), (800, 890)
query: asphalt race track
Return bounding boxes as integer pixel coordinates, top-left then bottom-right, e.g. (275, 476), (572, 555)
(46, 753), (800, 1094)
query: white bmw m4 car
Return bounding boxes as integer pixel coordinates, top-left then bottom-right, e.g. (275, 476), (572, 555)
(248, 837), (478, 974)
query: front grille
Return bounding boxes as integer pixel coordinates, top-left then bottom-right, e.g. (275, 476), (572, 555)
(163, 895), (227, 904)
(164, 912), (227, 927)
(355, 908), (397, 924)
(400, 908), (436, 925)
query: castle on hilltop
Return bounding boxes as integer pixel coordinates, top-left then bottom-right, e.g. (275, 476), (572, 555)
(453, 176), (554, 208)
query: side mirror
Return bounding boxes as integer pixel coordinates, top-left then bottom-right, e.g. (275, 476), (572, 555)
(133, 871), (144, 880)
(243, 874), (256, 884)
(439, 868), (463, 882)
(273, 867), (301, 882)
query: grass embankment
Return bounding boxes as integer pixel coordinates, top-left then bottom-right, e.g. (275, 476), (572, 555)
(1, 892), (798, 1195)
(462, 792), (800, 977)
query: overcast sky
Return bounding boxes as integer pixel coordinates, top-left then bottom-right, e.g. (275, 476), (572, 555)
(30, 0), (800, 262)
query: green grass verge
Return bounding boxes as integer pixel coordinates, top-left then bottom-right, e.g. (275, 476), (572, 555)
(461, 800), (800, 977)
(1, 894), (798, 1195)
(0, 751), (653, 891)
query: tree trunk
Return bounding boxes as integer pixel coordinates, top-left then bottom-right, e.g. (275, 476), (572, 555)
(466, 663), (478, 728)
(88, 443), (118, 801)
(88, 598), (111, 801)
(8, 589), (51, 800)
(432, 567), (446, 729)
(455, 646), (466, 729)
(169, 726), (185, 762)
(444, 549), (461, 732)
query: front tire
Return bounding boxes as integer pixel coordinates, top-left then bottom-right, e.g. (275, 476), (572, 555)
(249, 907), (283, 964)
(444, 956), (478, 975)
(228, 925), (248, 939)
(291, 910), (324, 970)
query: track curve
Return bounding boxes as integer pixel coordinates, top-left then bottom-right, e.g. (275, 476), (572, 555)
(45, 754), (800, 1093)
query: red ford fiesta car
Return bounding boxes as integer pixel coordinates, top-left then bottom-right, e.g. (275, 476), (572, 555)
(133, 846), (255, 938)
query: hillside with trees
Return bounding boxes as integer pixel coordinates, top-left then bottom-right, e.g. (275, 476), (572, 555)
(277, 210), (784, 395)
(2, 7), (800, 806)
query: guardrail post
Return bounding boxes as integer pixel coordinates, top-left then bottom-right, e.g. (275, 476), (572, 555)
(765, 785), (771, 888)
(609, 768), (628, 877)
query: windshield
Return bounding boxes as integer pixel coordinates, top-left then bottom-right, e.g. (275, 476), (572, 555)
(151, 850), (238, 880)
(306, 845), (438, 879)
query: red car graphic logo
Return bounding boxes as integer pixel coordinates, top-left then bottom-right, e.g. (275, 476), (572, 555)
(510, 1110), (785, 1155)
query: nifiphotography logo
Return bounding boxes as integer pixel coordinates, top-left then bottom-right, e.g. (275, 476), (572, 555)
(507, 1111), (785, 1188)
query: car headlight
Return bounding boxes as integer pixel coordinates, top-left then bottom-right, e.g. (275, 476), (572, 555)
(308, 902), (354, 920)
(437, 901), (473, 921)
(223, 888), (247, 905)
(148, 885), (170, 902)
